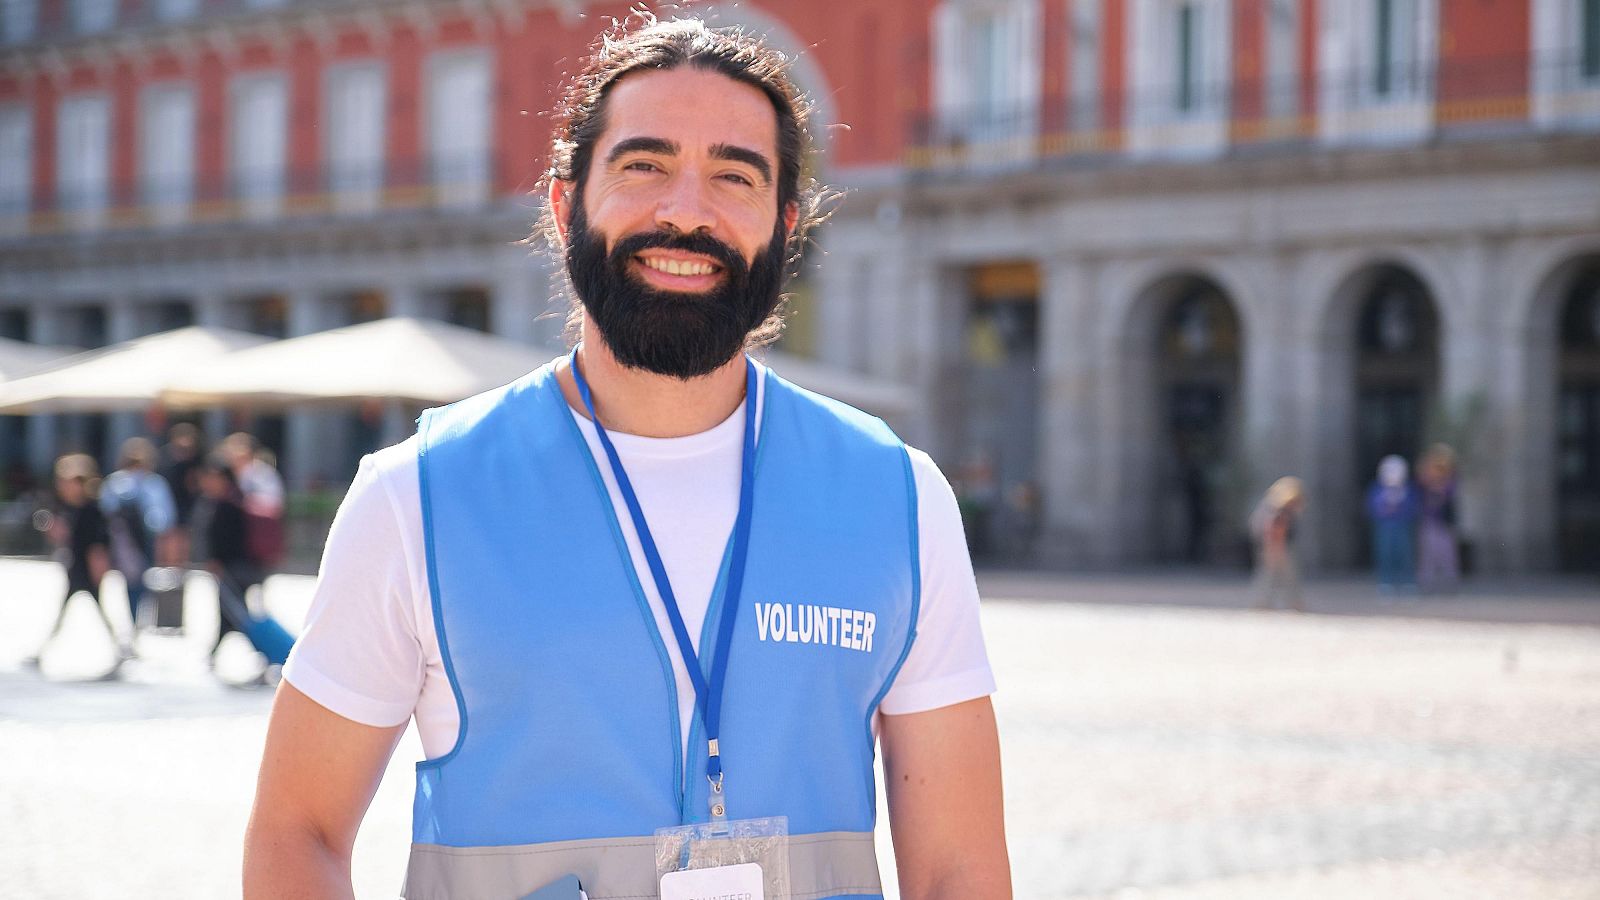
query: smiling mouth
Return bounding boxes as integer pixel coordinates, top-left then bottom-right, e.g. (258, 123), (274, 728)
(636, 255), (722, 278)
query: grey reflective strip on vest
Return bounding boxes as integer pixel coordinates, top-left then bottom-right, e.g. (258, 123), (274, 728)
(402, 830), (881, 900)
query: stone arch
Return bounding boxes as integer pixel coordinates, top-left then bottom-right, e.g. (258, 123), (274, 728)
(1308, 257), (1445, 568)
(1518, 247), (1600, 571)
(1108, 263), (1251, 564)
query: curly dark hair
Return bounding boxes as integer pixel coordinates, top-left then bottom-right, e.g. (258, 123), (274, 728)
(537, 15), (827, 348)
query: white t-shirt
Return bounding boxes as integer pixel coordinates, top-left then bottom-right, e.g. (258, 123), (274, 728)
(284, 367), (996, 760)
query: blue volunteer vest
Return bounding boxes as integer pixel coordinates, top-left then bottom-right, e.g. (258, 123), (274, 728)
(405, 360), (919, 900)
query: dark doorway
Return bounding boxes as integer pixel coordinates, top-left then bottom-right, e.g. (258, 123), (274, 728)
(1557, 262), (1600, 571)
(1352, 266), (1439, 563)
(1156, 280), (1243, 565)
(444, 287), (492, 332)
(956, 262), (1040, 563)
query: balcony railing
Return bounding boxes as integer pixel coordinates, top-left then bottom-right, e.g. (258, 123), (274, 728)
(911, 51), (1600, 174)
(0, 153), (516, 238)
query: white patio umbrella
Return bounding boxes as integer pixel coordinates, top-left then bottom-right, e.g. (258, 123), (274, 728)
(755, 349), (919, 417)
(0, 337), (80, 382)
(157, 316), (919, 417)
(159, 317), (561, 409)
(0, 326), (273, 414)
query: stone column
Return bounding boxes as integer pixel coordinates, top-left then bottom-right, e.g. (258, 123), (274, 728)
(379, 282), (427, 447)
(813, 229), (871, 371)
(190, 294), (235, 446)
(1288, 248), (1360, 571)
(864, 246), (910, 383)
(1238, 252), (1298, 512)
(1035, 256), (1106, 566)
(283, 289), (332, 489)
(491, 244), (552, 348)
(899, 256), (957, 461)
(104, 299), (145, 456)
(25, 303), (65, 475)
(1437, 237), (1506, 572)
(386, 281), (425, 320)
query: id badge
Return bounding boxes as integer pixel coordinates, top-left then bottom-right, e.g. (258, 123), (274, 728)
(655, 815), (789, 900)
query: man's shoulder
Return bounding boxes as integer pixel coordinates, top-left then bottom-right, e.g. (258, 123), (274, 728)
(366, 435), (422, 489)
(765, 367), (904, 452)
(421, 364), (556, 446)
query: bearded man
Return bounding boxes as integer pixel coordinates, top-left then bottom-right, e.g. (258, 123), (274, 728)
(245, 18), (1010, 900)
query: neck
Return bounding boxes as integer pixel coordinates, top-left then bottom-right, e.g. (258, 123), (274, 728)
(557, 319), (748, 438)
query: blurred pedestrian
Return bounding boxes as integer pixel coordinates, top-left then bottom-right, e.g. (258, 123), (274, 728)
(189, 456), (257, 669)
(25, 454), (126, 669)
(158, 422), (204, 563)
(1250, 476), (1306, 611)
(1416, 443), (1461, 593)
(1366, 454), (1419, 594)
(221, 432), (285, 580)
(1000, 480), (1041, 564)
(100, 437), (177, 633)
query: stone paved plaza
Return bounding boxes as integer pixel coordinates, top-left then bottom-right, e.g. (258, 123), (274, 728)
(3, 558), (1598, 899)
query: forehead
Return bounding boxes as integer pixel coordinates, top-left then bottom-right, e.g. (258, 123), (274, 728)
(597, 66), (780, 160)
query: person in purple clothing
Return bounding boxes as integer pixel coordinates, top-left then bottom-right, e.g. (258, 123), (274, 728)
(1416, 444), (1461, 593)
(1366, 454), (1419, 593)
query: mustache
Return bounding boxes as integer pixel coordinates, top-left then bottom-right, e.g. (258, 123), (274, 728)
(606, 230), (749, 279)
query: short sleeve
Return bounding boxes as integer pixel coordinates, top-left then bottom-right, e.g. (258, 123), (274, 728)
(878, 447), (996, 716)
(281, 452), (426, 727)
(81, 505), (109, 548)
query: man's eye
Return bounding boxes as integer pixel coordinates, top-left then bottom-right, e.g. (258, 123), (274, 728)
(720, 172), (755, 186)
(624, 160), (662, 173)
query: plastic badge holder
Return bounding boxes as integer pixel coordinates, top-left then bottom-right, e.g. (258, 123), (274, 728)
(655, 815), (790, 900)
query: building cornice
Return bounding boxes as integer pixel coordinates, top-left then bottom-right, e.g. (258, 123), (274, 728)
(0, 203), (536, 281)
(833, 133), (1600, 217)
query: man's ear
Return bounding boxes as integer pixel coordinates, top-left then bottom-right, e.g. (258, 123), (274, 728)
(549, 178), (575, 245)
(783, 201), (799, 239)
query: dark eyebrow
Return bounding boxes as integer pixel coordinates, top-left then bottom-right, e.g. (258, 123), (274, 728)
(710, 143), (773, 185)
(605, 136), (679, 164)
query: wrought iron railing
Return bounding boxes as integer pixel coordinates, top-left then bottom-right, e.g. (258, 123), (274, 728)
(910, 51), (1600, 173)
(0, 152), (521, 237)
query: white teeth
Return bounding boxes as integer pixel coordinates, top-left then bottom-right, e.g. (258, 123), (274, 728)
(643, 257), (714, 277)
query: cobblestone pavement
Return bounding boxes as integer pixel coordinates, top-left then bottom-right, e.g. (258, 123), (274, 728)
(3, 558), (1598, 899)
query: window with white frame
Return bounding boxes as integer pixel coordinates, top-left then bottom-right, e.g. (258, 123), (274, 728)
(933, 0), (1042, 152)
(325, 63), (386, 213)
(1586, 0), (1600, 81)
(56, 93), (109, 225)
(427, 50), (492, 207)
(231, 73), (287, 218)
(1531, 0), (1600, 125)
(1, 0), (38, 45)
(1070, 0), (1102, 132)
(140, 84), (195, 224)
(71, 0), (114, 34)
(1371, 0), (1420, 100)
(0, 105), (30, 230)
(1174, 2), (1204, 113)
(1264, 0), (1299, 119)
(1317, 0), (1437, 141)
(1128, 0), (1230, 153)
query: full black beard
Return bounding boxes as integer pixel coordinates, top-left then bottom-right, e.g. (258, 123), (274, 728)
(566, 196), (787, 379)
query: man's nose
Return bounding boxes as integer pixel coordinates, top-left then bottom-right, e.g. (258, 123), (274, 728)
(653, 172), (716, 235)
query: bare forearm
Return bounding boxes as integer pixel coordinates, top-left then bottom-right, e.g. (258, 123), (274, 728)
(907, 869), (1012, 900)
(242, 819), (355, 900)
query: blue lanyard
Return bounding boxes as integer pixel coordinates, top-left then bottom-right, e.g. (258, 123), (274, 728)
(569, 347), (757, 809)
